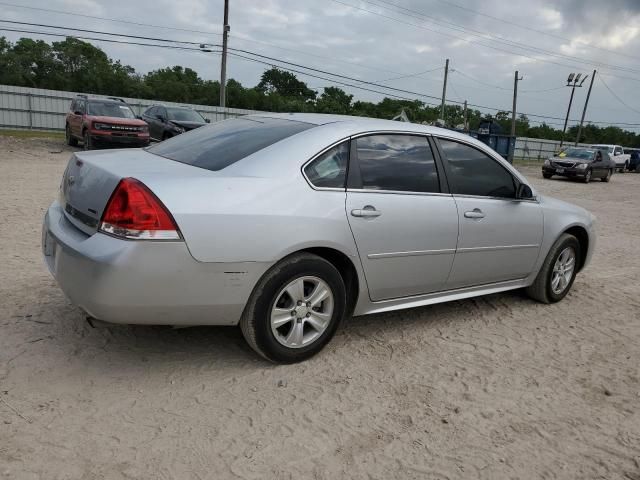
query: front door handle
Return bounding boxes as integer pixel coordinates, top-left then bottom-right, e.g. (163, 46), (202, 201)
(351, 206), (382, 218)
(464, 208), (485, 219)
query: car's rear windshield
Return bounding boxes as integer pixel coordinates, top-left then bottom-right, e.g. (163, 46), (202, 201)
(88, 101), (135, 118)
(147, 117), (314, 171)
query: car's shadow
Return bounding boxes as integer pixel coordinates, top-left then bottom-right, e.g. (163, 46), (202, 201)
(41, 289), (533, 369)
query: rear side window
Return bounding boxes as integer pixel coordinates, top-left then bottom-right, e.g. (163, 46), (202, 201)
(355, 134), (440, 193)
(438, 139), (515, 198)
(148, 117), (314, 171)
(304, 142), (348, 189)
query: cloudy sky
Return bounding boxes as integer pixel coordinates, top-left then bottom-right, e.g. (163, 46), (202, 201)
(2, 0), (640, 130)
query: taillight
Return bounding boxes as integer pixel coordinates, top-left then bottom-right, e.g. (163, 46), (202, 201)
(99, 178), (181, 240)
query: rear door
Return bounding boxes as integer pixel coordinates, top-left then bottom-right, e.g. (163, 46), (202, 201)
(345, 133), (459, 301)
(435, 138), (543, 289)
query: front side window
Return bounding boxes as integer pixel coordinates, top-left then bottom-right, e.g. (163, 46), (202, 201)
(304, 142), (348, 188)
(355, 134), (440, 193)
(148, 117), (314, 171)
(439, 139), (516, 198)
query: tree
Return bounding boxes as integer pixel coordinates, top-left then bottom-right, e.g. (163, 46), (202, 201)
(316, 87), (353, 114)
(256, 67), (316, 102)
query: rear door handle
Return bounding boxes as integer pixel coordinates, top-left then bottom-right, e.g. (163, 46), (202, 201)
(464, 208), (485, 219)
(351, 206), (382, 218)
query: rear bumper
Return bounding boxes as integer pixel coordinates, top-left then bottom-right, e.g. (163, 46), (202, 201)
(42, 202), (270, 326)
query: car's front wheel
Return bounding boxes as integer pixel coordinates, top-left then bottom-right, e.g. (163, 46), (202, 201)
(543, 173), (552, 179)
(582, 169), (592, 183)
(602, 168), (612, 182)
(526, 233), (580, 304)
(240, 253), (346, 363)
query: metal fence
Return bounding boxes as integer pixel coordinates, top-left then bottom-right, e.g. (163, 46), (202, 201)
(0, 84), (261, 131)
(514, 137), (592, 165)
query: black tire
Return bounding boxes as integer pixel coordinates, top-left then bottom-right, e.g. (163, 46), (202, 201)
(525, 233), (580, 304)
(601, 168), (612, 182)
(240, 253), (346, 363)
(162, 132), (172, 141)
(83, 130), (92, 150)
(543, 173), (552, 179)
(582, 169), (592, 183)
(636, 164), (640, 173)
(65, 124), (78, 146)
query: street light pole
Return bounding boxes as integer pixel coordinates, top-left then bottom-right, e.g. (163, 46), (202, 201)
(440, 58), (449, 122)
(219, 0), (230, 108)
(575, 70), (596, 146)
(560, 73), (586, 150)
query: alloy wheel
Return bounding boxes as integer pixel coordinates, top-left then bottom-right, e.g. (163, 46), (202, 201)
(551, 247), (576, 295)
(270, 276), (334, 349)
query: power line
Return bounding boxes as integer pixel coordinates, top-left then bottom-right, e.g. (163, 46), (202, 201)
(0, 26), (219, 53)
(3, 24), (640, 128)
(429, 0), (640, 63)
(598, 76), (640, 115)
(0, 1), (429, 79)
(366, 0), (640, 76)
(330, 0), (640, 81)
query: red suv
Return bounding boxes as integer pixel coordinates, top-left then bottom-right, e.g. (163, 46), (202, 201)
(65, 95), (150, 150)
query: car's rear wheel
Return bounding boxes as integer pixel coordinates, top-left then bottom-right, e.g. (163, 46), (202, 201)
(526, 233), (580, 304)
(582, 169), (592, 183)
(543, 173), (552, 179)
(83, 130), (92, 150)
(602, 168), (612, 182)
(65, 124), (78, 146)
(240, 253), (346, 363)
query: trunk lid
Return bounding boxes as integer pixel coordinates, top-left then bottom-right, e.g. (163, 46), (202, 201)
(60, 148), (216, 235)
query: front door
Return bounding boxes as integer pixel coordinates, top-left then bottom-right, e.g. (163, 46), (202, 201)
(346, 134), (459, 301)
(436, 138), (543, 289)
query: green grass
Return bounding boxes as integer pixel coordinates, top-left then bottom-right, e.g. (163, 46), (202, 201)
(0, 128), (65, 139)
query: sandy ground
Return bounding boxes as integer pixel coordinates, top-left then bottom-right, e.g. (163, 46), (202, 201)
(1, 135), (639, 480)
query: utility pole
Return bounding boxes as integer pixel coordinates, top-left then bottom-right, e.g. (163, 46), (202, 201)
(575, 70), (596, 146)
(463, 100), (468, 132)
(560, 73), (587, 149)
(440, 58), (449, 122)
(219, 0), (230, 108)
(509, 71), (523, 163)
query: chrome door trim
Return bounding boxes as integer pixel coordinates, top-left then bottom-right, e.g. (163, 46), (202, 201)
(347, 188), (452, 198)
(368, 248), (456, 259)
(457, 244), (540, 253)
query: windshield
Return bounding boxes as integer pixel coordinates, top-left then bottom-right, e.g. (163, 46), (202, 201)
(561, 148), (594, 160)
(87, 101), (135, 119)
(166, 108), (205, 122)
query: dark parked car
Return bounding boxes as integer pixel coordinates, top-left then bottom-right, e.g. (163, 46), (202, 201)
(142, 105), (209, 141)
(65, 95), (150, 150)
(627, 148), (640, 172)
(542, 147), (615, 183)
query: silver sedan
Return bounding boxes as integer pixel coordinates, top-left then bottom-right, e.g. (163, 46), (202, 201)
(43, 113), (596, 362)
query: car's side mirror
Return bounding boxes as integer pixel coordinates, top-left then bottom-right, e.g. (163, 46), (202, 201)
(136, 115), (142, 120)
(516, 183), (534, 200)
